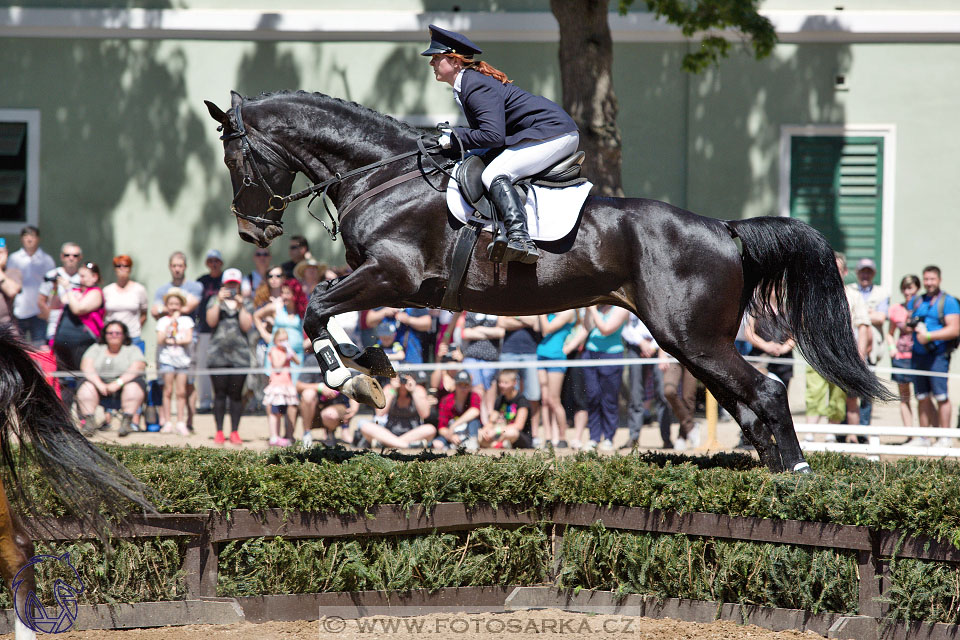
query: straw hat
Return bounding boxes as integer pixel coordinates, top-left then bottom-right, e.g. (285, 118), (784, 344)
(163, 287), (187, 306)
(294, 258), (325, 281)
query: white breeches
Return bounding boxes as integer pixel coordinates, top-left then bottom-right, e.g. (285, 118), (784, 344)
(481, 131), (580, 189)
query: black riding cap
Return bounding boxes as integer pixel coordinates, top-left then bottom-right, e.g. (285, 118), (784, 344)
(420, 24), (482, 58)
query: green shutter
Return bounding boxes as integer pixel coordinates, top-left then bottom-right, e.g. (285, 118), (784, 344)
(789, 135), (884, 283)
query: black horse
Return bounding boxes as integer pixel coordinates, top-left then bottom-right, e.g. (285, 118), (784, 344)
(205, 90), (891, 473)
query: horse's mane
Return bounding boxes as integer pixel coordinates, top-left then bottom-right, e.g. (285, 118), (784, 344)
(246, 90), (421, 140)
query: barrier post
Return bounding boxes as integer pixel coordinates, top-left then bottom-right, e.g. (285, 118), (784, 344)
(698, 391), (721, 450)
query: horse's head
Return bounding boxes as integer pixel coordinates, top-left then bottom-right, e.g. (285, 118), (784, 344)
(205, 92), (295, 247)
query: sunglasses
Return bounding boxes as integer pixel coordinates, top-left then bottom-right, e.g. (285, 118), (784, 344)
(105, 331), (124, 336)
(289, 245), (304, 250)
(255, 251), (270, 257)
(62, 253), (80, 258)
(114, 264), (131, 269)
(268, 273), (283, 278)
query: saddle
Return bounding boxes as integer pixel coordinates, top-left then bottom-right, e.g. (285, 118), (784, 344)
(455, 151), (587, 219)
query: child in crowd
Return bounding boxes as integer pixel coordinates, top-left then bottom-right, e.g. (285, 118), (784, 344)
(432, 370), (481, 451)
(478, 369), (533, 449)
(155, 288), (194, 435)
(377, 321), (406, 362)
(263, 328), (300, 446)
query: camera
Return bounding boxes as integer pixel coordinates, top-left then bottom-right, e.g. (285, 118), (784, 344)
(43, 270), (58, 283)
(905, 316), (921, 329)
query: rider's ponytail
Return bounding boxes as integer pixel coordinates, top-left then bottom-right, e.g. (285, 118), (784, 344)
(449, 53), (511, 84)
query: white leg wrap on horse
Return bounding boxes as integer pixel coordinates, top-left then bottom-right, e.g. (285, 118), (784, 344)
(326, 317), (359, 351)
(313, 338), (352, 388)
(15, 617), (37, 640)
(793, 462), (811, 473)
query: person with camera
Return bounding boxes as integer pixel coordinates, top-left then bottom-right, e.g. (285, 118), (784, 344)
(358, 373), (435, 450)
(888, 275), (921, 439)
(906, 266), (960, 446)
(205, 268), (254, 445)
(37, 242), (83, 344)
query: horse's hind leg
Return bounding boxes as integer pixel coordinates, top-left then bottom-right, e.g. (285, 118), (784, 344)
(692, 364), (784, 472)
(686, 349), (808, 473)
(0, 478), (38, 640)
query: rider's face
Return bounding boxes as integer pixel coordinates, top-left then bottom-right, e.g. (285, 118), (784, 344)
(430, 55), (461, 86)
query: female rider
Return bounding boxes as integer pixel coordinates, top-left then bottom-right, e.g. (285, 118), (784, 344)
(423, 24), (579, 265)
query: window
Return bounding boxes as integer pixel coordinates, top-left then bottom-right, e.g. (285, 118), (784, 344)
(0, 110), (39, 235)
(780, 126), (895, 285)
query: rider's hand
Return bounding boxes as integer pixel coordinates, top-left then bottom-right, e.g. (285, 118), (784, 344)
(437, 133), (452, 149)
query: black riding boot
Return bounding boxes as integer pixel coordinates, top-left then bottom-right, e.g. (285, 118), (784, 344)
(486, 176), (539, 265)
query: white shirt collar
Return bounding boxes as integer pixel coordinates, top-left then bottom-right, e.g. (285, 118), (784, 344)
(453, 69), (465, 93)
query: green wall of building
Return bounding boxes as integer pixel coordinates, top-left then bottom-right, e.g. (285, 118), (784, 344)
(1, 8), (958, 359)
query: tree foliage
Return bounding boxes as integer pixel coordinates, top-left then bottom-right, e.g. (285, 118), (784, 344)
(622, 0), (778, 73)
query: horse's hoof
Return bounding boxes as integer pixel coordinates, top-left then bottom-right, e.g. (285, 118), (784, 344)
(352, 346), (397, 378)
(342, 375), (386, 410)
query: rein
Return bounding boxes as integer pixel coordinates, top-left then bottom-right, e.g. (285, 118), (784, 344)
(222, 102), (458, 241)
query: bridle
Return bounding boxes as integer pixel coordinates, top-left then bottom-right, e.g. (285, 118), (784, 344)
(219, 101), (461, 240)
(219, 102), (293, 230)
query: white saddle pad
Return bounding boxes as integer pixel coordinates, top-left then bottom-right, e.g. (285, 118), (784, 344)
(446, 173), (593, 242)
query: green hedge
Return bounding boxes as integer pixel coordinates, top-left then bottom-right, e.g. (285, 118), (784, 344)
(9, 445), (960, 623)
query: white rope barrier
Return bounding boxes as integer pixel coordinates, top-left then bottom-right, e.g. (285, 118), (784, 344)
(42, 352), (959, 380)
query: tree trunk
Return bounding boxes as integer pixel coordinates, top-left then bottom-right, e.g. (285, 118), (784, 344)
(551, 0), (624, 197)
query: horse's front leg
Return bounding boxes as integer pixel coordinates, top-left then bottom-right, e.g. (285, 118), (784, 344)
(303, 263), (408, 409)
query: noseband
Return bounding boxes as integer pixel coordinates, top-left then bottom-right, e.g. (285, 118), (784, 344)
(219, 102), (291, 230)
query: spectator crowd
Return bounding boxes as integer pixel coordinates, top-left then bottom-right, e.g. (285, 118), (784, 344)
(1, 225), (958, 451)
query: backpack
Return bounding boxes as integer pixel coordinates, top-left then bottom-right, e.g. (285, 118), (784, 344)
(911, 292), (960, 353)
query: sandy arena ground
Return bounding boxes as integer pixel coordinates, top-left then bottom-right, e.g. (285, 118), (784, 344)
(1, 611), (826, 639)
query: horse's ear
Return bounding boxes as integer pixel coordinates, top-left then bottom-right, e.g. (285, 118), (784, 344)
(230, 90), (243, 107)
(204, 100), (227, 124)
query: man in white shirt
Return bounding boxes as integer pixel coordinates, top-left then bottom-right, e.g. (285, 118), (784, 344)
(6, 225), (55, 345)
(36, 241), (83, 343)
(845, 258), (889, 425)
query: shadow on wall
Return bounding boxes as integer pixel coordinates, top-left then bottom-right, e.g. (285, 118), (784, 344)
(0, 33), (212, 267)
(194, 39), (305, 269)
(685, 15), (851, 247)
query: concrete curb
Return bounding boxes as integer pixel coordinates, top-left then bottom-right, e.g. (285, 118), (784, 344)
(0, 599), (243, 634)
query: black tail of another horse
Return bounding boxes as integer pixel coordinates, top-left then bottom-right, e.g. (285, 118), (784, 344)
(0, 325), (155, 538)
(728, 216), (894, 402)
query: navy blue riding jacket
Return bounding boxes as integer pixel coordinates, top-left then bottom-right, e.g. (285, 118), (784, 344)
(452, 69), (577, 151)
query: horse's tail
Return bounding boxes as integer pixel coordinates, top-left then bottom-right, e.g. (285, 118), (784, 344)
(0, 325), (156, 538)
(727, 216), (894, 402)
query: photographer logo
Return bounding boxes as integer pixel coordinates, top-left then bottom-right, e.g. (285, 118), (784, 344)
(13, 553), (85, 634)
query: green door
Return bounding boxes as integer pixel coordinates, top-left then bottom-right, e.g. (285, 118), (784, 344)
(789, 135), (884, 283)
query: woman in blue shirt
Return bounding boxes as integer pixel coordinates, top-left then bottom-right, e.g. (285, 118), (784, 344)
(537, 310), (577, 447)
(583, 305), (630, 450)
(423, 24), (579, 266)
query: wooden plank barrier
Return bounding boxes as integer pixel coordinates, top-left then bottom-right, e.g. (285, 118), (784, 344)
(21, 503), (958, 615)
